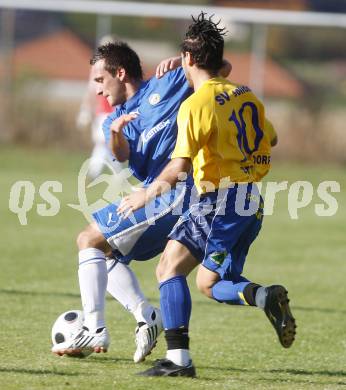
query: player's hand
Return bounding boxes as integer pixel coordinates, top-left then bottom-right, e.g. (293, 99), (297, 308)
(156, 56), (182, 78)
(117, 188), (148, 219)
(111, 112), (138, 134)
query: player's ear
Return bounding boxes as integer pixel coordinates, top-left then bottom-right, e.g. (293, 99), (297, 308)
(117, 67), (126, 81)
(185, 52), (194, 67)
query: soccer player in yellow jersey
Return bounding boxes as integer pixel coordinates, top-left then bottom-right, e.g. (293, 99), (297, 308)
(118, 12), (296, 377)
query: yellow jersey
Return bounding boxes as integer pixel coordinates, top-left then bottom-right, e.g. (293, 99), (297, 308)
(171, 78), (275, 193)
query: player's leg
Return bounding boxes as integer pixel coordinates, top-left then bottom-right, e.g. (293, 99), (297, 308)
(106, 259), (162, 363)
(73, 217), (162, 361)
(196, 213), (296, 348)
(94, 201), (162, 334)
(139, 190), (234, 376)
(195, 210), (261, 306)
(52, 222), (111, 356)
(99, 184), (189, 317)
(92, 187), (188, 362)
(158, 240), (199, 369)
(107, 259), (154, 322)
(138, 239), (199, 377)
(77, 220), (162, 360)
(196, 264), (251, 303)
(77, 222), (110, 331)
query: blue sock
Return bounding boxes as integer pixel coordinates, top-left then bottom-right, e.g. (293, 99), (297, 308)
(159, 275), (191, 329)
(212, 279), (251, 305)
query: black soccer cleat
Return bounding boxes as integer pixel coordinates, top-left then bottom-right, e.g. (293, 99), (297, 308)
(264, 285), (297, 348)
(137, 358), (196, 377)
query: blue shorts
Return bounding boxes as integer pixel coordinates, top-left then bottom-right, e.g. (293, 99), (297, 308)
(168, 183), (263, 281)
(92, 185), (191, 264)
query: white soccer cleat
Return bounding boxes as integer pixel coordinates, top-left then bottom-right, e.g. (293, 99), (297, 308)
(133, 308), (163, 363)
(52, 327), (110, 357)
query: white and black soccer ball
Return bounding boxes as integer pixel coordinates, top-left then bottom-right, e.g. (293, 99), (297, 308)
(51, 310), (84, 345)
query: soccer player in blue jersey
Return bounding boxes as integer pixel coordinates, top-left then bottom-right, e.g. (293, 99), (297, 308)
(118, 13), (296, 377)
(52, 41), (232, 360)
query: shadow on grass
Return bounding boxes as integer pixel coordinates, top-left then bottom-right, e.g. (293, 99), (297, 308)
(291, 305), (346, 315)
(197, 366), (346, 385)
(257, 378), (346, 386)
(0, 367), (80, 376)
(0, 288), (80, 299)
(0, 288), (119, 302)
(86, 356), (134, 364)
(269, 368), (346, 377)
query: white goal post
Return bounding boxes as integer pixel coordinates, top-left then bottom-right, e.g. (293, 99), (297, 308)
(0, 0), (345, 28)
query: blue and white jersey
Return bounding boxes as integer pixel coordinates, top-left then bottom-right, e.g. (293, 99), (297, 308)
(103, 67), (192, 184)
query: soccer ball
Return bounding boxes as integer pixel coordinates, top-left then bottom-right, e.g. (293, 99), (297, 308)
(51, 309), (84, 345)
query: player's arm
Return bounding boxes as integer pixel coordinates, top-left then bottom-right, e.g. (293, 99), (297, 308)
(271, 135), (278, 147)
(117, 102), (205, 217)
(117, 157), (191, 218)
(265, 118), (278, 147)
(146, 157), (192, 199)
(156, 57), (232, 78)
(156, 56), (182, 78)
(109, 113), (137, 162)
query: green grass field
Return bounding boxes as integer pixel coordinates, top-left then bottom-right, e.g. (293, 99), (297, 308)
(0, 145), (345, 390)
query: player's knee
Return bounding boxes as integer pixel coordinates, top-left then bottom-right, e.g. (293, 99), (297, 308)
(155, 262), (163, 282)
(156, 253), (177, 282)
(196, 265), (219, 299)
(76, 230), (89, 250)
(76, 226), (103, 250)
(156, 254), (168, 282)
(196, 278), (213, 299)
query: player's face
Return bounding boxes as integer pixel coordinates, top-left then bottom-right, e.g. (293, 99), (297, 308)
(181, 53), (193, 87)
(92, 59), (126, 107)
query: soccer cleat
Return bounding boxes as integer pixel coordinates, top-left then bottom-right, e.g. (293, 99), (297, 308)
(137, 359), (196, 377)
(133, 308), (163, 363)
(52, 327), (110, 357)
(264, 285), (296, 348)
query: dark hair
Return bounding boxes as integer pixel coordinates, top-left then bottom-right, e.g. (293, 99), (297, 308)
(181, 12), (227, 73)
(90, 41), (143, 80)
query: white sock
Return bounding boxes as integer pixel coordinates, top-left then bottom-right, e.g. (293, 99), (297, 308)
(78, 248), (107, 332)
(255, 286), (267, 309)
(133, 301), (156, 324)
(166, 349), (191, 367)
(106, 260), (154, 323)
